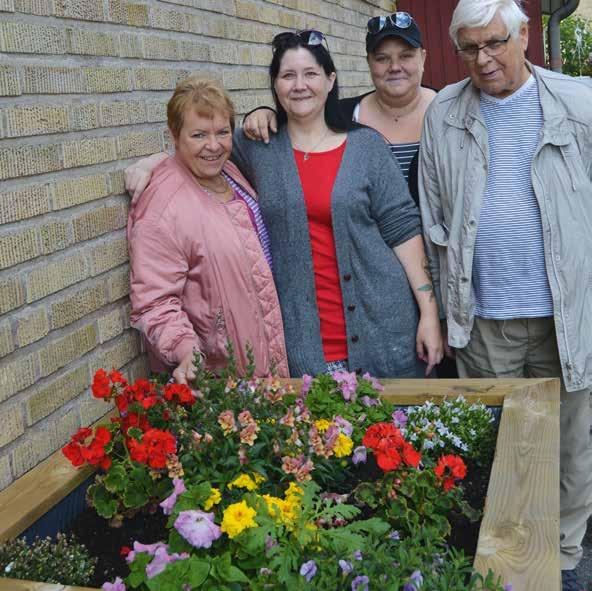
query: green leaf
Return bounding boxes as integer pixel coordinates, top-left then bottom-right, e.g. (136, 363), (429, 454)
(127, 427), (144, 441)
(127, 552), (152, 587)
(91, 484), (118, 518)
(123, 481), (149, 508)
(104, 463), (127, 493)
(167, 529), (193, 554)
(225, 565), (250, 584)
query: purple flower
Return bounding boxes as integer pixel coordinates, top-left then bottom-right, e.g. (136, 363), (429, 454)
(353, 550), (363, 560)
(389, 530), (400, 540)
(102, 578), (126, 591)
(332, 370), (358, 401)
(125, 540), (167, 564)
(174, 510), (221, 548)
(334, 416), (353, 436)
(362, 372), (384, 392)
(159, 477), (186, 515)
(351, 575), (369, 591)
(392, 409), (408, 429)
(145, 546), (188, 579)
(339, 559), (353, 574)
(503, 586), (513, 591)
(301, 374), (313, 395)
(352, 446), (367, 465)
(299, 560), (317, 582)
(360, 396), (379, 407)
(403, 570), (423, 590)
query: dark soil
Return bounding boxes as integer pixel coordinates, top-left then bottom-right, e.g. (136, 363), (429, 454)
(66, 506), (168, 588)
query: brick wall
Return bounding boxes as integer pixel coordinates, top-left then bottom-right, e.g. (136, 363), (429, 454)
(0, 0), (393, 491)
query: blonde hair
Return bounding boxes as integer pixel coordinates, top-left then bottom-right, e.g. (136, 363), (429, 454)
(450, 0), (529, 48)
(167, 75), (235, 138)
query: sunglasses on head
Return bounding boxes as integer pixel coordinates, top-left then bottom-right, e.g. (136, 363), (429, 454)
(367, 12), (413, 34)
(271, 29), (329, 52)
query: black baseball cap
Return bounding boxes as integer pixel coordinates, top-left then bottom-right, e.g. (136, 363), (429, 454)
(366, 12), (423, 53)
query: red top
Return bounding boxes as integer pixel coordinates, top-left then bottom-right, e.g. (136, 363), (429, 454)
(294, 140), (348, 361)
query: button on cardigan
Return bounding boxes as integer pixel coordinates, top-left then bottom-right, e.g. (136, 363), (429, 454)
(232, 126), (424, 378)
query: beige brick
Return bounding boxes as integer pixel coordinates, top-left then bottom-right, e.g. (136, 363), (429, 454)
(107, 0), (125, 23)
(24, 363), (89, 424)
(91, 329), (140, 374)
(100, 100), (147, 127)
(15, 307), (49, 347)
(107, 265), (130, 301)
(117, 131), (163, 159)
(0, 455), (12, 492)
(0, 276), (25, 315)
(0, 0), (14, 11)
(199, 16), (226, 37)
(150, 7), (189, 32)
(0, 185), (50, 225)
(223, 69), (251, 90)
(54, 0), (104, 21)
(62, 137), (117, 168)
(251, 45), (272, 66)
(126, 353), (150, 382)
(83, 67), (132, 93)
(54, 407), (80, 446)
(98, 308), (123, 343)
(68, 102), (100, 131)
(68, 28), (119, 56)
(119, 31), (143, 58)
(25, 252), (88, 303)
(0, 227), (39, 269)
(145, 101), (167, 123)
(14, 0), (52, 15)
(210, 43), (239, 64)
(72, 203), (127, 243)
(109, 170), (125, 195)
(39, 218), (71, 254)
(22, 65), (83, 94)
(79, 391), (113, 426)
(0, 404), (24, 447)
(126, 2), (149, 26)
(0, 352), (37, 402)
(179, 40), (209, 62)
(88, 235), (128, 276)
(121, 301), (132, 329)
(53, 173), (110, 210)
(11, 428), (52, 478)
(0, 21), (66, 54)
(0, 321), (14, 358)
(141, 36), (181, 60)
(3, 104), (69, 137)
(134, 68), (181, 91)
(0, 64), (20, 96)
(51, 282), (107, 329)
(39, 323), (97, 378)
(0, 144), (61, 180)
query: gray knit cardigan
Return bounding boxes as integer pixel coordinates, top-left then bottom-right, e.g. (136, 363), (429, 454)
(232, 125), (424, 378)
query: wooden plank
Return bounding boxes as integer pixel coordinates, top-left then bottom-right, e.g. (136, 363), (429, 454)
(0, 579), (98, 591)
(474, 378), (560, 591)
(0, 409), (117, 543)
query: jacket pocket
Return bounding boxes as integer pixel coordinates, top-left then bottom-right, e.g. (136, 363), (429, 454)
(427, 223), (450, 311)
(204, 308), (229, 365)
(428, 223), (449, 247)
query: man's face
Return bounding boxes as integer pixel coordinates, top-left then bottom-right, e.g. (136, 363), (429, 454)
(457, 12), (529, 98)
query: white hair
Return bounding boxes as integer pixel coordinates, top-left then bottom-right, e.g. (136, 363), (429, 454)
(449, 0), (529, 47)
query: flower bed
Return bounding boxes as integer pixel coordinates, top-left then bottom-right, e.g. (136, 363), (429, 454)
(0, 372), (559, 591)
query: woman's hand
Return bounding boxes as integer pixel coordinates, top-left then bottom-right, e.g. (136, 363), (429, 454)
(243, 108), (278, 143)
(124, 152), (168, 203)
(416, 314), (444, 376)
(172, 351), (198, 385)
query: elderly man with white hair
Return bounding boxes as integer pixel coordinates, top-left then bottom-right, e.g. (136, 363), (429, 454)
(419, 1), (592, 589)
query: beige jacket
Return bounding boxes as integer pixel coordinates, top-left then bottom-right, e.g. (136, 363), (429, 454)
(419, 65), (592, 392)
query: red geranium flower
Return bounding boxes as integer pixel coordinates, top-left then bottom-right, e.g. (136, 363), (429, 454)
(362, 422), (421, 473)
(434, 454), (467, 491)
(163, 383), (196, 405)
(62, 426), (112, 470)
(91, 369), (111, 399)
(128, 428), (176, 470)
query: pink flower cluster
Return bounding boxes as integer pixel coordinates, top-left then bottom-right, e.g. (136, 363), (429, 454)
(281, 453), (314, 482)
(125, 541), (188, 579)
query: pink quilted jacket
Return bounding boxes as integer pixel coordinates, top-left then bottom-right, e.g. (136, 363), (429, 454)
(127, 155), (289, 377)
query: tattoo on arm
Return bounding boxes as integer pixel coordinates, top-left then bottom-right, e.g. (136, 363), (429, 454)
(422, 256), (432, 281)
(417, 283), (434, 302)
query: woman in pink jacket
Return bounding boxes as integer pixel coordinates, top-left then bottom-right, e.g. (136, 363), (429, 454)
(127, 76), (289, 382)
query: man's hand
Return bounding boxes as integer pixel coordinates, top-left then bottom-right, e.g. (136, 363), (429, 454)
(124, 153), (168, 203)
(243, 108), (278, 144)
(172, 351), (198, 385)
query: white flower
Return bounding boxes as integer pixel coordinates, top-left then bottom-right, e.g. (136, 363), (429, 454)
(422, 439), (435, 450)
(5, 562), (13, 573)
(451, 416), (460, 424)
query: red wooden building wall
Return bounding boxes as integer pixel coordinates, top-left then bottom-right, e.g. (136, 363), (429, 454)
(396, 0), (546, 89)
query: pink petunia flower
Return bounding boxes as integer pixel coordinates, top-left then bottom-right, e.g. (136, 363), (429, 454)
(159, 477), (186, 515)
(174, 510), (222, 549)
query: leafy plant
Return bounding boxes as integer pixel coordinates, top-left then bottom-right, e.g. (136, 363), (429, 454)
(543, 14), (592, 76)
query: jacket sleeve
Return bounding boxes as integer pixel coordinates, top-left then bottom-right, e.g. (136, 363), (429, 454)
(418, 110), (446, 319)
(129, 215), (202, 366)
(230, 129), (257, 187)
(366, 132), (422, 248)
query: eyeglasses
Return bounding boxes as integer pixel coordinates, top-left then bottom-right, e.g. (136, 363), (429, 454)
(367, 12), (413, 35)
(456, 34), (512, 61)
(271, 30), (328, 52)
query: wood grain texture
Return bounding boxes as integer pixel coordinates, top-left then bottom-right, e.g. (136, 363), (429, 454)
(474, 378), (561, 590)
(0, 409), (117, 543)
(0, 579), (98, 591)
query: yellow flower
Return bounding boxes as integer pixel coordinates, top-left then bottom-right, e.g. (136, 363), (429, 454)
(228, 473), (258, 491)
(314, 419), (331, 433)
(334, 433), (354, 458)
(203, 487), (221, 510)
(220, 500), (257, 539)
(253, 472), (266, 485)
(262, 494), (285, 520)
(285, 482), (304, 501)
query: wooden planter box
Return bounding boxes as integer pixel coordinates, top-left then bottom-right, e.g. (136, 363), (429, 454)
(0, 378), (560, 591)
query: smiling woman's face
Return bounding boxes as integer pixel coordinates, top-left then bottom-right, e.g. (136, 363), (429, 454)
(173, 108), (233, 181)
(367, 37), (426, 101)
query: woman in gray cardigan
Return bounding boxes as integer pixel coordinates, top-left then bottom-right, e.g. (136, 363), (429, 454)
(125, 31), (442, 379)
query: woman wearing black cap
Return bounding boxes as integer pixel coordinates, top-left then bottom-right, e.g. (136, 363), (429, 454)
(243, 12), (435, 206)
